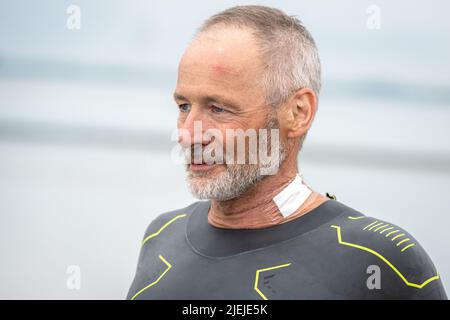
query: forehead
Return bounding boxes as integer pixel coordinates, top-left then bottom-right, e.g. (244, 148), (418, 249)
(176, 28), (264, 101)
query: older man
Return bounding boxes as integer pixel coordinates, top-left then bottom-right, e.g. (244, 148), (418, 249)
(127, 5), (447, 300)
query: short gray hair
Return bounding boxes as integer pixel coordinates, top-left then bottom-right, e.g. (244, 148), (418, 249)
(197, 5), (321, 108)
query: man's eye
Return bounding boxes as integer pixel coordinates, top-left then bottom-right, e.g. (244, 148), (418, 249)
(178, 104), (191, 112)
(211, 105), (226, 113)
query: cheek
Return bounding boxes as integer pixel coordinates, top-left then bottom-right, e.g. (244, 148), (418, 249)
(205, 128), (226, 147)
(177, 112), (188, 125)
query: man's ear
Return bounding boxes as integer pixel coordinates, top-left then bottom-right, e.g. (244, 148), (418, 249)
(284, 88), (317, 139)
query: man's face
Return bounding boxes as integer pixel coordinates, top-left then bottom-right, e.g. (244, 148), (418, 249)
(174, 27), (285, 201)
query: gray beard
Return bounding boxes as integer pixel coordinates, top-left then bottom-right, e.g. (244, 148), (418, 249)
(186, 162), (265, 201)
(185, 114), (288, 201)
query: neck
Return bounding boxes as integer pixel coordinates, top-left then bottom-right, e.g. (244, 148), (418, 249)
(208, 163), (329, 229)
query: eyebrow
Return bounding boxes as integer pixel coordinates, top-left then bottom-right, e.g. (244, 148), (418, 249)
(173, 92), (187, 101)
(173, 92), (241, 111)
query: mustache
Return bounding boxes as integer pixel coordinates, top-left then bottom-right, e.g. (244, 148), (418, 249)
(183, 142), (225, 164)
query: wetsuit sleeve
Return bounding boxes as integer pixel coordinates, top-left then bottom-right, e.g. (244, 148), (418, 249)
(396, 242), (447, 300)
(333, 216), (448, 300)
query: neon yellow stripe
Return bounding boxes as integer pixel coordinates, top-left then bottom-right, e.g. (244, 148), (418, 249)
(386, 230), (400, 237)
(401, 243), (416, 252)
(363, 220), (378, 230)
(142, 214), (187, 246)
(330, 225), (439, 289)
(131, 254), (172, 300)
(391, 233), (405, 241)
(374, 224), (389, 232)
(254, 263), (291, 300)
(396, 238), (411, 247)
(379, 226), (394, 234)
(348, 216), (365, 220)
(368, 222), (383, 231)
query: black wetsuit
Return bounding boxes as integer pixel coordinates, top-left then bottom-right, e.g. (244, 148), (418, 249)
(127, 199), (447, 300)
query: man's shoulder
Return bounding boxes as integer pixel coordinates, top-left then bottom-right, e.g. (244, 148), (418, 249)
(141, 201), (207, 242)
(330, 208), (431, 264)
(327, 202), (443, 295)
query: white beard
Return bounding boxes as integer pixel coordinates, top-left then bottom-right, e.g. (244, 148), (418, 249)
(186, 162), (265, 201)
(184, 114), (287, 201)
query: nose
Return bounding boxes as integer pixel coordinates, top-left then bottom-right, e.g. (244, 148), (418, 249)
(178, 107), (211, 148)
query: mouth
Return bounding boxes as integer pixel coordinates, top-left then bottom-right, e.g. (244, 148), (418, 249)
(189, 162), (218, 172)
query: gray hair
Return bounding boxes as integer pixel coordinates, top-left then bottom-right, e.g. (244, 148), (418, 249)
(196, 5), (321, 108)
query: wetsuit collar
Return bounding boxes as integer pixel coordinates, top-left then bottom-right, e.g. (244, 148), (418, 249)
(186, 199), (349, 258)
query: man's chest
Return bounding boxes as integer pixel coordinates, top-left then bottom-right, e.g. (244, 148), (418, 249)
(127, 238), (371, 300)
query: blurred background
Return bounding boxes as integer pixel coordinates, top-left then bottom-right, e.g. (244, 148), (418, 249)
(0, 0), (449, 299)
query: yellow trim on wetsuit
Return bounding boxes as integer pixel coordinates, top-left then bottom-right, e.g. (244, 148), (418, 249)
(401, 243), (416, 252)
(254, 263), (292, 300)
(363, 220), (379, 230)
(391, 233), (405, 241)
(330, 225), (439, 289)
(142, 214), (187, 246)
(348, 216), (366, 220)
(374, 224), (390, 232)
(131, 214), (186, 299)
(396, 238), (411, 247)
(368, 222), (383, 231)
(379, 226), (394, 234)
(131, 254), (172, 300)
(386, 229), (400, 237)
